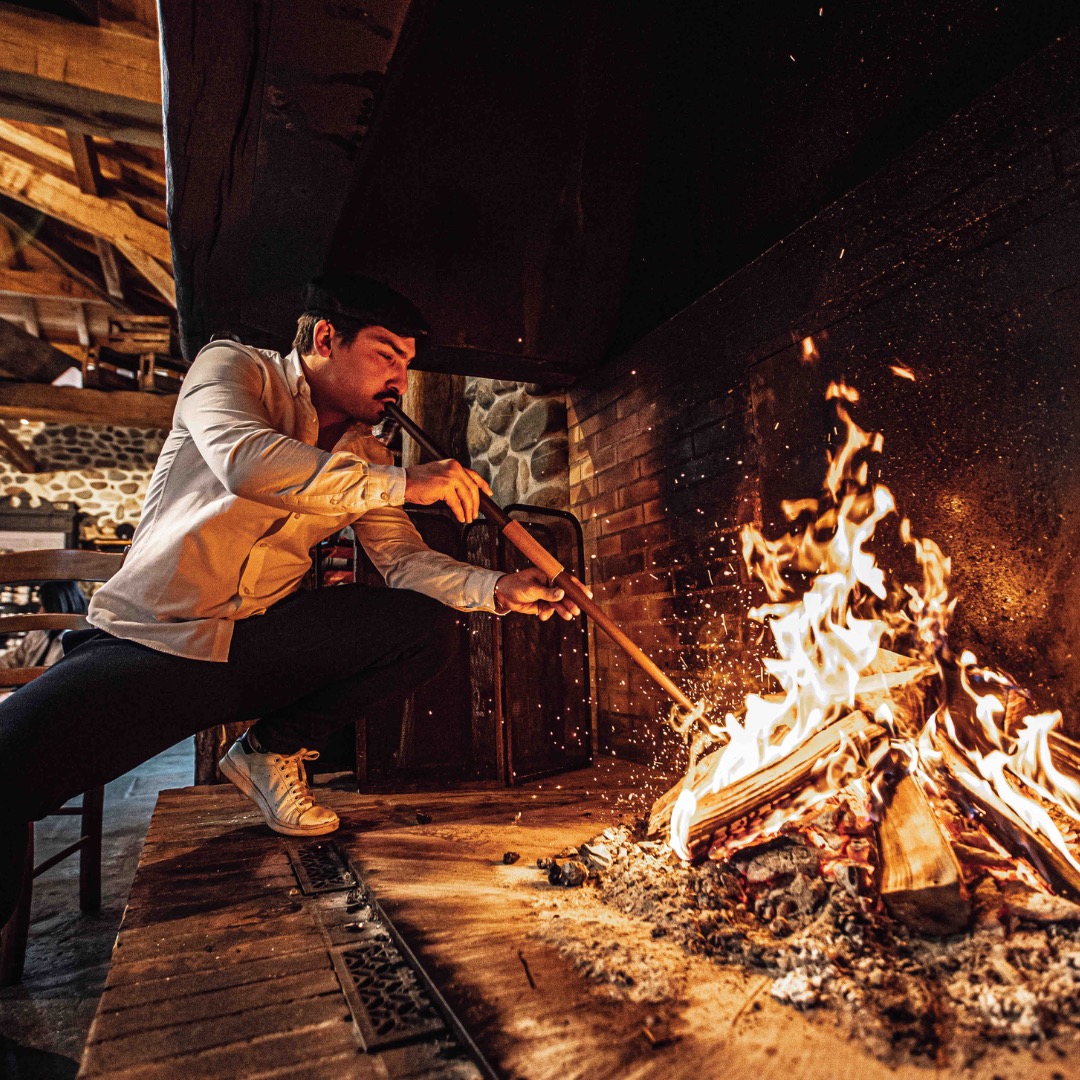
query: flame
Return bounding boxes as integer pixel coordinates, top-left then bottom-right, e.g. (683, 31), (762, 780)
(801, 336), (819, 364)
(889, 364), (916, 381)
(668, 379), (1080, 893)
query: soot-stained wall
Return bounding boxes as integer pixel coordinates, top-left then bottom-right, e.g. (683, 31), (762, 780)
(570, 32), (1080, 758)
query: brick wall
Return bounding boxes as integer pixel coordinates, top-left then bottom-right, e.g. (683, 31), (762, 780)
(570, 31), (1080, 759)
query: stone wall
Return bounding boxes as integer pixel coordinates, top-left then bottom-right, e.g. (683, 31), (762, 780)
(464, 379), (569, 509)
(0, 422), (165, 530)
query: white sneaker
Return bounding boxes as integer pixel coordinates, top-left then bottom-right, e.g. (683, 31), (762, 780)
(218, 738), (340, 837)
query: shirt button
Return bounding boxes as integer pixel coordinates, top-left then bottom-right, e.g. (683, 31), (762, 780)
(379, 491), (389, 503)
(330, 495), (342, 505)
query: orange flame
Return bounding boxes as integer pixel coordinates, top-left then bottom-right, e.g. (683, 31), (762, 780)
(669, 381), (1080, 889)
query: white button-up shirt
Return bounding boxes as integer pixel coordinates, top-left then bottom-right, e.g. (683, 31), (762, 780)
(88, 341), (502, 661)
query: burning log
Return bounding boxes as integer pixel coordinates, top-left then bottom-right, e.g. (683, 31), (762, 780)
(852, 650), (935, 732)
(648, 711), (885, 854)
(936, 738), (1080, 903)
(875, 770), (971, 935)
(649, 653), (931, 840)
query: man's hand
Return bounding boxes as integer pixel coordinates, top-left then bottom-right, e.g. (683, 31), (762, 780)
(494, 567), (591, 621)
(404, 459), (492, 523)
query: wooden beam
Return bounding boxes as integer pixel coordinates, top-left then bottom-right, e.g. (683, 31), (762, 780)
(0, 148), (170, 262)
(0, 420), (37, 472)
(18, 297), (37, 338)
(0, 382), (174, 427)
(0, 267), (109, 303)
(66, 130), (104, 195)
(95, 237), (123, 299)
(0, 120), (161, 198)
(0, 204), (127, 311)
(0, 118), (72, 178)
(876, 770), (971, 935)
(0, 3), (161, 106)
(66, 129), (125, 302)
(0, 312), (73, 382)
(115, 240), (174, 308)
(73, 303), (90, 347)
(0, 72), (163, 148)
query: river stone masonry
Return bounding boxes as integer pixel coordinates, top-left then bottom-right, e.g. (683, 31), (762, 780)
(464, 379), (570, 509)
(0, 421), (165, 529)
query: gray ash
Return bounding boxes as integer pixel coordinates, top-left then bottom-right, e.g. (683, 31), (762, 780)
(532, 815), (1080, 1066)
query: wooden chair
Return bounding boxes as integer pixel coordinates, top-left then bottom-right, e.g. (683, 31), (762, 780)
(0, 549), (124, 985)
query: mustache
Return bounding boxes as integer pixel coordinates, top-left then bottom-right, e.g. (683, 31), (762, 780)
(375, 390), (400, 403)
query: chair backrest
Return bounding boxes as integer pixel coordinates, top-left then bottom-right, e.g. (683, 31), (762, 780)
(0, 549), (124, 688)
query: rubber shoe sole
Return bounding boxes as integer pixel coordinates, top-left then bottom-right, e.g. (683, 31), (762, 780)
(218, 752), (339, 837)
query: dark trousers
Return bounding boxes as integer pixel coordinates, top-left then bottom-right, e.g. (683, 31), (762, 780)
(0, 584), (457, 925)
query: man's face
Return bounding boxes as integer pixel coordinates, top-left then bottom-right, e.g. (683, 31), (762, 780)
(317, 323), (416, 426)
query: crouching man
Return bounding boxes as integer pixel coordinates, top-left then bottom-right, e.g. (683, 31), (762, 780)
(0, 274), (580, 926)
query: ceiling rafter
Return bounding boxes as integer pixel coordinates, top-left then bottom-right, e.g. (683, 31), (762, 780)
(0, 2), (178, 402)
(0, 147), (169, 261)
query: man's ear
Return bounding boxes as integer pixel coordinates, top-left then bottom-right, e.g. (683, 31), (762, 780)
(313, 319), (334, 358)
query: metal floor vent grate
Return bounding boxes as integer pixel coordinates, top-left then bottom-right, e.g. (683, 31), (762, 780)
(285, 839), (358, 894)
(332, 931), (447, 1051)
(282, 838), (496, 1079)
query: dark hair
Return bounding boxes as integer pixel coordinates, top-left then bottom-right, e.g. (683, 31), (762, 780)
(39, 580), (88, 616)
(293, 312), (368, 355)
(293, 273), (430, 357)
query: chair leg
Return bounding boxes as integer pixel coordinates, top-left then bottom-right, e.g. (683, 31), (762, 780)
(0, 822), (34, 986)
(79, 785), (104, 913)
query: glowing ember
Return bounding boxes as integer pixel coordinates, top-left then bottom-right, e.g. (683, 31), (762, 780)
(668, 381), (1080, 900)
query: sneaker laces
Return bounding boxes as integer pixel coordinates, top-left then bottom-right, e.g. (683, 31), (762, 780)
(276, 749), (320, 811)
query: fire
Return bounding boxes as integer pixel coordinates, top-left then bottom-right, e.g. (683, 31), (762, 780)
(669, 381), (1080, 896)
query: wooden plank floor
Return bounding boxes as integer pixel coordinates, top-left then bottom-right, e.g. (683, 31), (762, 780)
(79, 762), (1073, 1080)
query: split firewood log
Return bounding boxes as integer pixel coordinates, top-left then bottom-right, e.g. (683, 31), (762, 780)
(876, 768), (971, 935)
(648, 711), (885, 856)
(852, 649), (935, 734)
(936, 738), (1080, 902)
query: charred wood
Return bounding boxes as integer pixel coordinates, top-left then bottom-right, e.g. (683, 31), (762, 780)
(936, 738), (1080, 903)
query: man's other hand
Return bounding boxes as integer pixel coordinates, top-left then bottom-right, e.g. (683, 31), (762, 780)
(404, 459), (492, 523)
(494, 567), (591, 621)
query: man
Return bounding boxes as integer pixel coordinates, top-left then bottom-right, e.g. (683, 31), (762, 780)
(0, 273), (580, 927)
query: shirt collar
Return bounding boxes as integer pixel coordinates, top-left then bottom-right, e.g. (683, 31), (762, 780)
(285, 348), (380, 453)
(284, 348), (307, 398)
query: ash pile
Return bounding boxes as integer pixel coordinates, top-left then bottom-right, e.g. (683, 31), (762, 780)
(535, 807), (1080, 1067)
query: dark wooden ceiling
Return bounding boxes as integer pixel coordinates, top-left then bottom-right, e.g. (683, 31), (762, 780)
(161, 0), (1080, 387)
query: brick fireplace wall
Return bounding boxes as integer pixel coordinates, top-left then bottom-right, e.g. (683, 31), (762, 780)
(570, 32), (1080, 758)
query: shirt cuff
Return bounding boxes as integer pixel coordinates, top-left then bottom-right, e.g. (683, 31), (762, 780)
(367, 464), (407, 507)
(466, 568), (505, 613)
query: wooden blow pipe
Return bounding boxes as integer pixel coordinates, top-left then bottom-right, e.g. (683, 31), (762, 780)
(383, 400), (698, 717)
